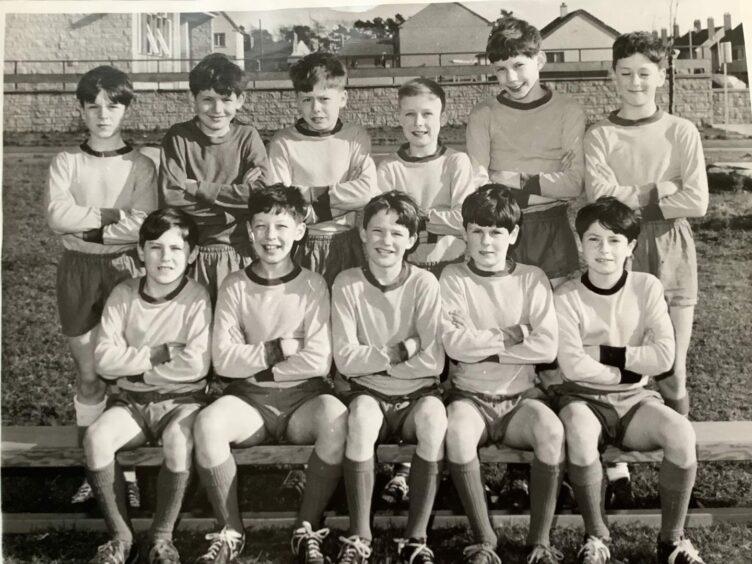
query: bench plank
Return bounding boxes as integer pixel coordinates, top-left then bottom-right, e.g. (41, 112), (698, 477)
(3, 421), (752, 468)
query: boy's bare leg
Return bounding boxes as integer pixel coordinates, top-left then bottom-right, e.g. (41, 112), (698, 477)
(659, 305), (694, 416)
(503, 400), (564, 548)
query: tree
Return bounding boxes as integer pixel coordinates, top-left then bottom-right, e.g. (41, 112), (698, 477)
(353, 13), (404, 39)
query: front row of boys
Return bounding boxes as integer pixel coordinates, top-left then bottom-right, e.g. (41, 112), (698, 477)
(86, 184), (704, 564)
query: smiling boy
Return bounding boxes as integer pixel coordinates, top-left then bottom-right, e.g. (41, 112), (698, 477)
(159, 53), (268, 302)
(86, 208), (211, 564)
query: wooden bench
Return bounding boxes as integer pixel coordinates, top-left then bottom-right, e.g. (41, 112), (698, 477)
(3, 422), (752, 533)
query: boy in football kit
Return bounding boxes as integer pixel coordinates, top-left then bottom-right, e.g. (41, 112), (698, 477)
(85, 208), (211, 564)
(441, 185), (564, 564)
(159, 53), (268, 303)
(584, 32), (709, 417)
(45, 65), (157, 505)
(375, 78), (476, 505)
(332, 191), (446, 564)
(192, 184), (347, 564)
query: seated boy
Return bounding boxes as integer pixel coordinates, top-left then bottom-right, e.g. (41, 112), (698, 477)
(376, 77), (475, 505)
(553, 197), (703, 564)
(159, 53), (268, 303)
(193, 184), (347, 564)
(584, 32), (709, 419)
(45, 64), (157, 505)
(86, 208), (211, 564)
(441, 185), (563, 564)
(267, 52), (377, 288)
(332, 191), (446, 564)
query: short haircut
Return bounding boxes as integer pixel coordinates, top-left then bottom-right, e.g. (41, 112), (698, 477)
(139, 208), (199, 251)
(461, 184), (522, 231)
(362, 191), (421, 237)
(289, 52), (347, 92)
(575, 197), (641, 242)
(612, 32), (666, 69)
(486, 16), (541, 63)
(398, 78), (446, 112)
(247, 183), (308, 224)
(76, 65), (134, 107)
(189, 53), (247, 96)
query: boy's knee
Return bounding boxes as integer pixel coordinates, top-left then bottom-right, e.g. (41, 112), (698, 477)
(194, 408), (226, 445)
(83, 423), (115, 465)
(531, 410), (565, 451)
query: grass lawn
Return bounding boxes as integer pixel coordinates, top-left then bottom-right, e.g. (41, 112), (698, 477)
(2, 149), (752, 562)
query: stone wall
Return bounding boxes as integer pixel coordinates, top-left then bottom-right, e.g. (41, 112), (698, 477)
(3, 75), (744, 135)
(712, 89), (752, 124)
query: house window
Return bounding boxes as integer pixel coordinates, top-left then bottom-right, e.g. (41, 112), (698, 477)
(140, 13), (172, 57)
(214, 33), (226, 48)
(546, 51), (565, 63)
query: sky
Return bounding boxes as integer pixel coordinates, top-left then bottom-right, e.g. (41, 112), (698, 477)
(229, 0), (749, 39)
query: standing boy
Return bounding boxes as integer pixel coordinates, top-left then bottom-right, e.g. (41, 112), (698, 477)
(465, 15), (588, 505)
(46, 65), (157, 505)
(267, 52), (378, 287)
(584, 32), (709, 418)
(86, 208), (211, 564)
(192, 184), (347, 564)
(159, 53), (268, 303)
(553, 197), (704, 564)
(332, 191), (446, 564)
(442, 185), (563, 564)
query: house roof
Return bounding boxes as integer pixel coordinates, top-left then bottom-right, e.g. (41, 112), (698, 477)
(401, 2), (492, 27)
(339, 38), (394, 56)
(721, 23), (744, 46)
(540, 9), (620, 39)
(674, 27), (720, 47)
(219, 11), (246, 34)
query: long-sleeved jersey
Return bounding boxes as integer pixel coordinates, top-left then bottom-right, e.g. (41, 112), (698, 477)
(267, 119), (377, 234)
(465, 88), (585, 212)
(46, 144), (157, 254)
(440, 260), (557, 396)
(212, 265), (331, 389)
(332, 263), (444, 397)
(158, 118), (268, 248)
(584, 109), (708, 220)
(552, 270), (675, 393)
(95, 276), (211, 394)
(376, 144), (475, 266)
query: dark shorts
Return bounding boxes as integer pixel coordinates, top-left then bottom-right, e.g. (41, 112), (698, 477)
(445, 386), (551, 444)
(296, 228), (364, 287)
(193, 244), (254, 305)
(551, 383), (663, 449)
(511, 203), (580, 280)
(221, 378), (331, 443)
(339, 380), (444, 441)
(56, 249), (142, 337)
(632, 218), (698, 307)
(107, 389), (207, 444)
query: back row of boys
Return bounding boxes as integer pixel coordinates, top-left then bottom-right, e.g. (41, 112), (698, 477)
(46, 14), (707, 564)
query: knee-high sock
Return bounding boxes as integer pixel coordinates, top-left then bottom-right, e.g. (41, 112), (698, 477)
(405, 454), (442, 540)
(448, 458), (497, 546)
(197, 455), (243, 532)
(87, 461), (133, 543)
(343, 457), (374, 541)
(297, 450), (342, 529)
(527, 458), (562, 547)
(569, 460), (609, 539)
(659, 459), (697, 543)
(150, 465), (191, 540)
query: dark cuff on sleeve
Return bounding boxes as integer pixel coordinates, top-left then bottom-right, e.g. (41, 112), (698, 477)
(311, 189), (333, 222)
(254, 368), (275, 382)
(194, 180), (221, 204)
(81, 227), (105, 244)
(640, 203), (665, 221)
(124, 374), (145, 384)
(479, 354), (501, 363)
(619, 369), (643, 384)
(522, 174), (542, 196)
(264, 338), (285, 366)
(100, 208), (120, 226)
(510, 189), (531, 209)
(397, 341), (410, 363)
(600, 345), (626, 369)
(535, 359), (559, 373)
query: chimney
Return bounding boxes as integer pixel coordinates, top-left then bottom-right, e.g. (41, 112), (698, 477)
(661, 28), (667, 42)
(707, 17), (715, 35)
(560, 2), (568, 18)
(673, 23), (680, 39)
(724, 13), (732, 31)
(652, 30), (659, 39)
(694, 19), (702, 32)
